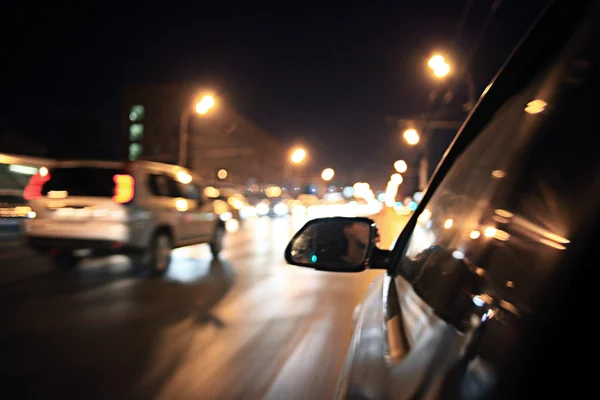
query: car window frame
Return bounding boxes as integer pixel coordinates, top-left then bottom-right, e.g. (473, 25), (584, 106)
(386, 0), (589, 279)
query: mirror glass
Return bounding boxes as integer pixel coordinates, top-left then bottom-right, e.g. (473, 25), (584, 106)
(289, 220), (371, 268)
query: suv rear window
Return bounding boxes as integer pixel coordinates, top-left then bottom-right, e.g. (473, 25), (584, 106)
(42, 167), (124, 197)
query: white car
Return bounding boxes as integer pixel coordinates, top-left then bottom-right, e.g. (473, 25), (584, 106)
(23, 160), (225, 274)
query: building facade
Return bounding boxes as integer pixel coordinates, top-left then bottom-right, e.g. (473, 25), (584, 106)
(122, 83), (285, 186)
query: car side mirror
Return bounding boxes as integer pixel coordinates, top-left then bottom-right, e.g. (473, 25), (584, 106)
(284, 217), (384, 272)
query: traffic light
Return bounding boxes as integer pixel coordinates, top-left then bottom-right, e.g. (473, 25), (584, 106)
(128, 105), (144, 160)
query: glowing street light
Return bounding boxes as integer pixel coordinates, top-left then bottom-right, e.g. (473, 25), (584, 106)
(394, 160), (408, 173)
(403, 129), (420, 145)
(390, 173), (403, 185)
(321, 168), (335, 181)
(180, 93), (217, 167)
(195, 95), (216, 115)
(217, 169), (228, 179)
(428, 55), (445, 69)
(433, 63), (450, 77)
(428, 54), (451, 78)
(291, 148), (306, 164)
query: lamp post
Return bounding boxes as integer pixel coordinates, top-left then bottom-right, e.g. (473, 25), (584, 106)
(283, 147), (307, 190)
(179, 95), (215, 167)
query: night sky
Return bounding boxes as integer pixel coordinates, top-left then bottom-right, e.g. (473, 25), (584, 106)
(2, 1), (548, 188)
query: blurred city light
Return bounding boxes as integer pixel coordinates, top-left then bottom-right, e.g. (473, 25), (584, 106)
(403, 129), (420, 145)
(494, 229), (511, 241)
(491, 170), (506, 179)
(391, 173), (403, 184)
(417, 208), (431, 223)
(413, 191), (424, 202)
(321, 168), (335, 181)
(273, 202), (289, 216)
(394, 160), (408, 173)
(256, 201), (270, 216)
(433, 63), (450, 77)
(204, 186), (220, 198)
(227, 196), (244, 210)
(342, 186), (354, 198)
(484, 226), (497, 237)
(176, 170), (192, 184)
(265, 185), (282, 197)
(353, 182), (368, 193)
(384, 181), (398, 208)
(225, 219), (240, 232)
(175, 198), (189, 212)
(290, 148), (306, 164)
(525, 99), (547, 114)
(470, 230), (481, 239)
(239, 205), (257, 219)
(195, 95), (215, 114)
(452, 250), (465, 259)
(428, 54), (450, 78)
(428, 54), (445, 69)
(217, 169), (228, 179)
(9, 164), (38, 175)
(219, 211), (233, 221)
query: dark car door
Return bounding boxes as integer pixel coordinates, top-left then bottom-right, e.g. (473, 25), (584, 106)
(337, 1), (600, 399)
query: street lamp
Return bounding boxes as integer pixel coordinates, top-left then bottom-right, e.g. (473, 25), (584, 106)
(432, 63), (450, 77)
(428, 54), (451, 78)
(394, 160), (408, 173)
(403, 129), (420, 145)
(284, 148), (307, 188)
(321, 168), (335, 181)
(179, 94), (216, 167)
(195, 95), (215, 114)
(217, 168), (228, 180)
(427, 53), (475, 110)
(290, 148), (306, 164)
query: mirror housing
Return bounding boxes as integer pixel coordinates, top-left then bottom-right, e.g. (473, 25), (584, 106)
(284, 217), (386, 272)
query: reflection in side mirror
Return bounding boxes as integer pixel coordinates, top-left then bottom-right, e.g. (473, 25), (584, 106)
(284, 217), (377, 272)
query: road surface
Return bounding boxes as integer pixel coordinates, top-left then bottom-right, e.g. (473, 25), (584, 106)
(0, 210), (409, 399)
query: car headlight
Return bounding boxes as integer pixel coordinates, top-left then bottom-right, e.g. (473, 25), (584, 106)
(256, 202), (270, 216)
(273, 202), (288, 215)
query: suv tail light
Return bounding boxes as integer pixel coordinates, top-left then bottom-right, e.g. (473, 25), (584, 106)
(23, 172), (51, 200)
(113, 174), (135, 204)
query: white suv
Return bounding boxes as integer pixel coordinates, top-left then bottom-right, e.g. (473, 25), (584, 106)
(23, 160), (225, 274)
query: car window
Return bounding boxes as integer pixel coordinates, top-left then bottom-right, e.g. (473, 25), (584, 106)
(42, 167), (124, 197)
(148, 174), (183, 198)
(393, 10), (600, 394)
(178, 182), (202, 201)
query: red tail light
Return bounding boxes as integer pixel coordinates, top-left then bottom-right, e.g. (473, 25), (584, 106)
(23, 172), (51, 200)
(113, 174), (135, 204)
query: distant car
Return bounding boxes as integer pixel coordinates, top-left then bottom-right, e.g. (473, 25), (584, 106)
(23, 160), (225, 273)
(285, 2), (600, 398)
(213, 188), (253, 221)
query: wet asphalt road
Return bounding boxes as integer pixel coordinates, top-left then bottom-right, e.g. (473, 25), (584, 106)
(0, 211), (407, 399)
